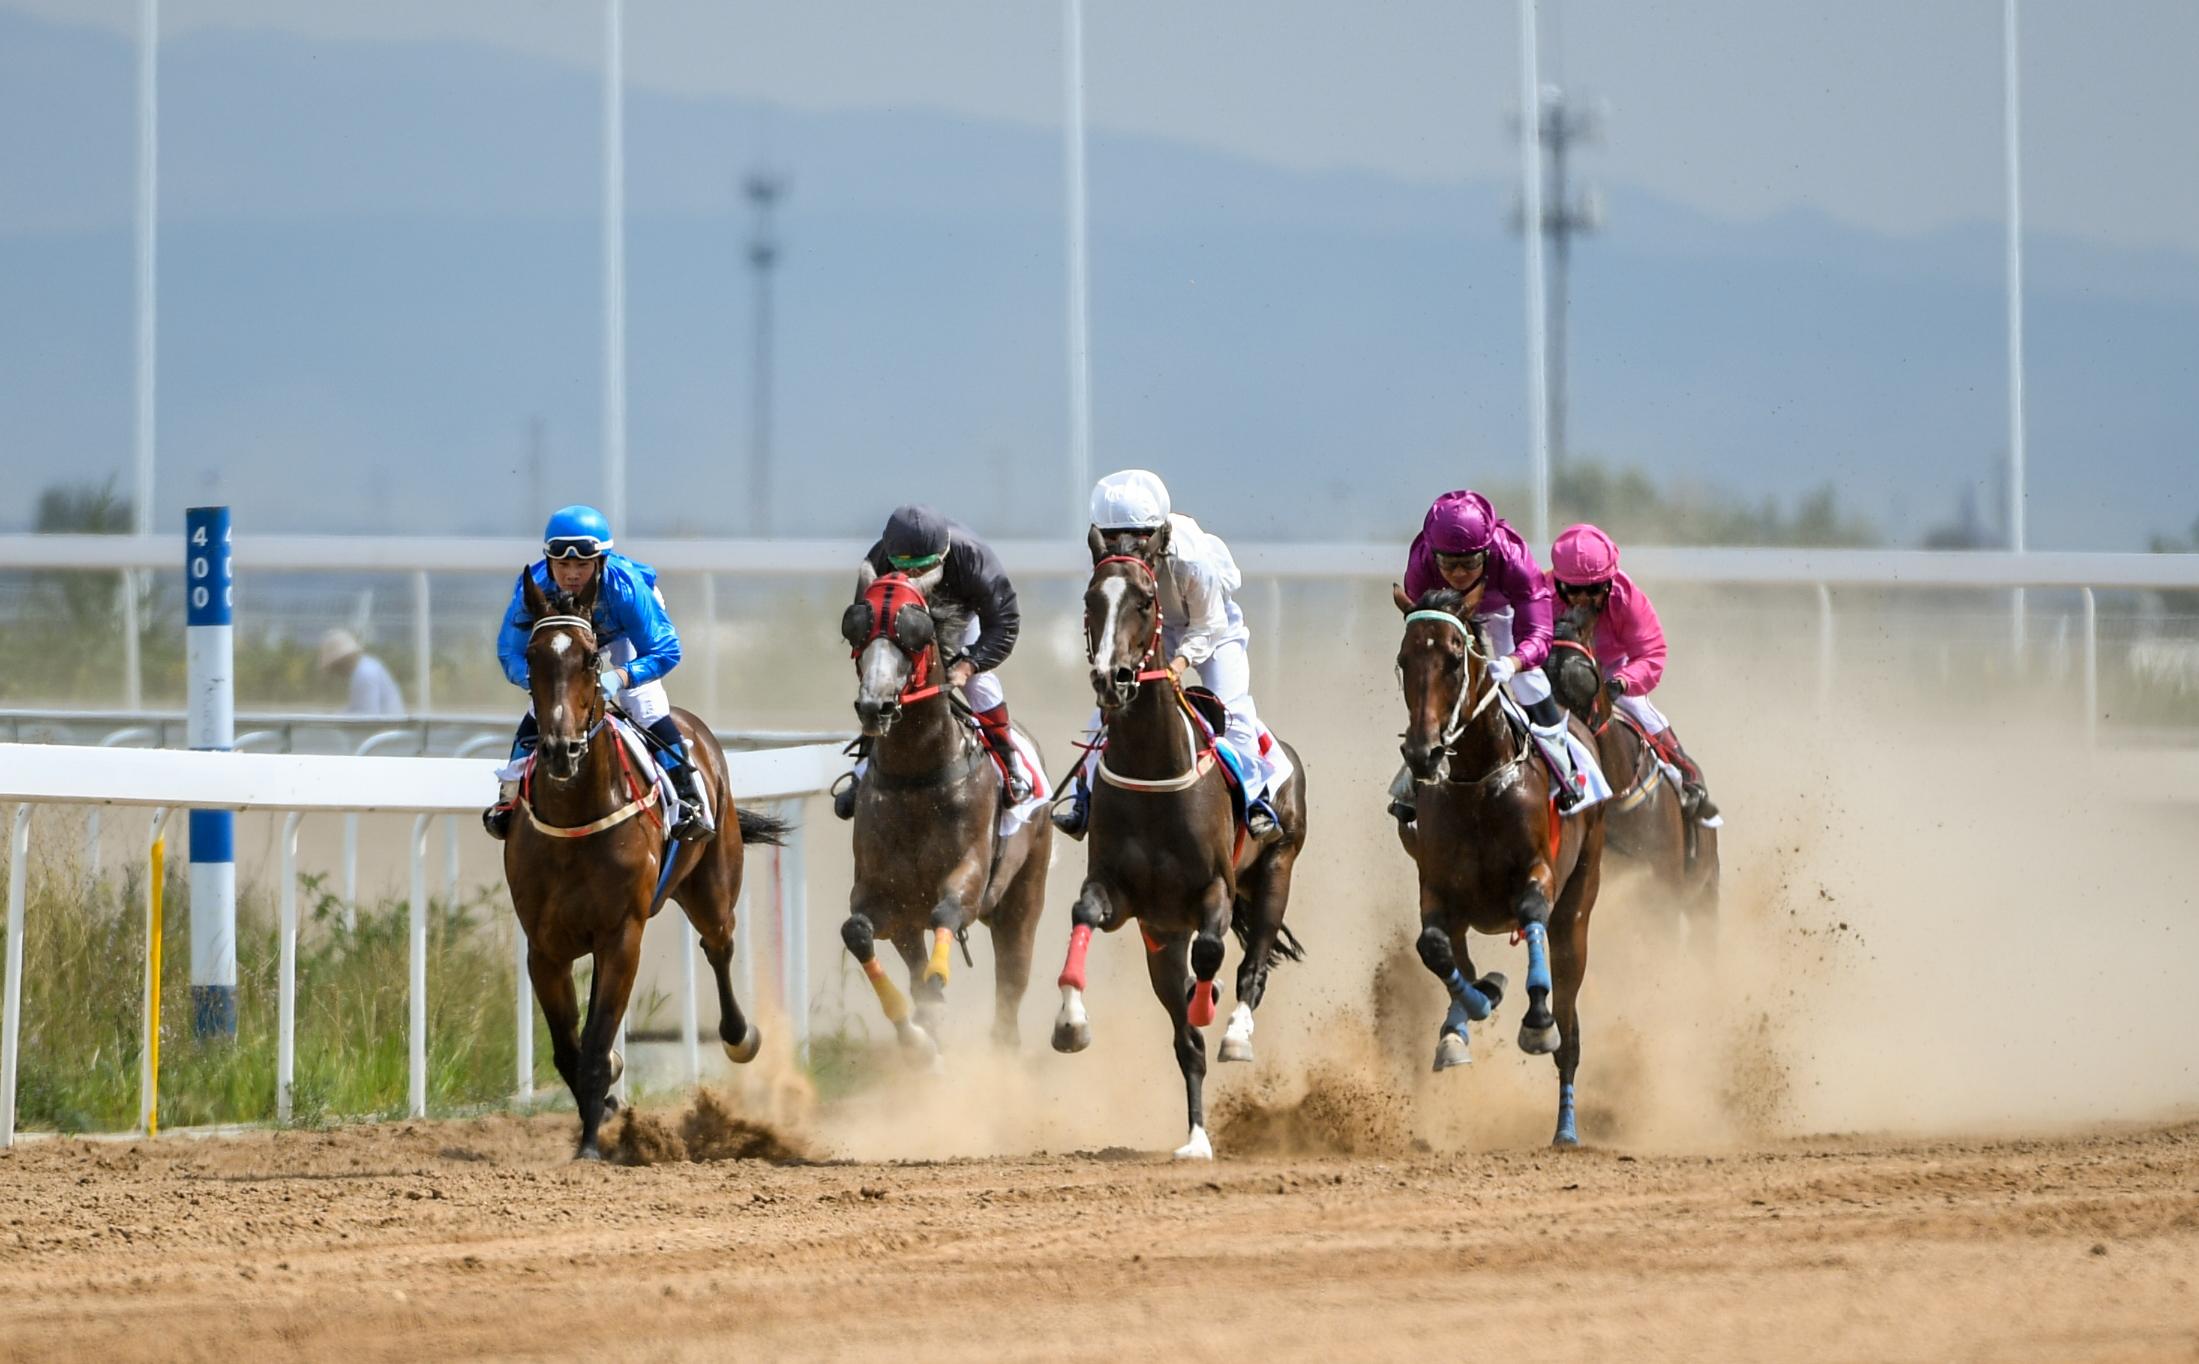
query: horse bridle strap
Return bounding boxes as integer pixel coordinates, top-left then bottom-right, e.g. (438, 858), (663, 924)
(1097, 709), (1218, 792)
(1092, 555), (1168, 671)
(1404, 609), (1501, 743)
(529, 613), (597, 643)
(519, 720), (662, 838)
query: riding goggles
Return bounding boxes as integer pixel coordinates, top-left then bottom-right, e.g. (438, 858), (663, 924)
(545, 535), (610, 560)
(1556, 578), (1612, 599)
(887, 552), (944, 572)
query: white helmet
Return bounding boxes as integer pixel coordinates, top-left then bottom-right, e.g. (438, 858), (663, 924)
(1090, 469), (1171, 531)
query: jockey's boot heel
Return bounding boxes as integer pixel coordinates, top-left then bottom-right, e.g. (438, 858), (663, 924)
(1049, 784), (1090, 840)
(482, 780), (520, 841)
(668, 763), (716, 841)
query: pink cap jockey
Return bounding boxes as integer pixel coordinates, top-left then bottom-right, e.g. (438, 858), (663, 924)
(1403, 490), (1555, 670)
(1548, 523), (1666, 696)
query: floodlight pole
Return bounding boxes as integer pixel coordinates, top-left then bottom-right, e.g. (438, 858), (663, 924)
(2002, 0), (2029, 654)
(1517, 0), (1551, 548)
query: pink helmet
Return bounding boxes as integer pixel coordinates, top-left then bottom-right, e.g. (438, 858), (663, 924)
(1422, 490), (1497, 555)
(1551, 523), (1620, 585)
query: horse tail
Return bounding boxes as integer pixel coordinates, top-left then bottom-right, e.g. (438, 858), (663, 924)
(735, 806), (792, 848)
(1229, 900), (1308, 966)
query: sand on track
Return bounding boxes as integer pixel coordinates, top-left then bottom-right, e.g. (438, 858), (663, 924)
(3, 1112), (2197, 1362)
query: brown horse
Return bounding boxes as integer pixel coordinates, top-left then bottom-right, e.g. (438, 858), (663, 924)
(504, 569), (786, 1159)
(1394, 583), (1604, 1146)
(1051, 525), (1307, 1161)
(1544, 601), (1719, 941)
(835, 567), (1052, 1060)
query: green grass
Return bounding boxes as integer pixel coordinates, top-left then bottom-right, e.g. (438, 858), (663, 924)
(2, 840), (552, 1133)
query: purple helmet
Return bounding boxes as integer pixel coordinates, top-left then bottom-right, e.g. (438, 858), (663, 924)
(1422, 490), (1497, 555)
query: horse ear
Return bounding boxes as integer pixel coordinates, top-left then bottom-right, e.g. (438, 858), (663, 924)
(1145, 519), (1173, 562)
(1392, 582), (1414, 615)
(1086, 525), (1107, 564)
(521, 565), (550, 620)
(855, 559), (879, 593)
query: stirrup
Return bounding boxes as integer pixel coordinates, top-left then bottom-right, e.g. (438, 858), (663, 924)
(830, 770), (859, 821)
(1685, 783), (1719, 821)
(1245, 799), (1283, 844)
(1552, 776), (1584, 813)
(482, 803), (514, 841)
(1049, 791), (1089, 840)
(1388, 798), (1417, 826)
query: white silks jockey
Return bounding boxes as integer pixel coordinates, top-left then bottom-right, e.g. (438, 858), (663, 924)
(1053, 469), (1288, 845)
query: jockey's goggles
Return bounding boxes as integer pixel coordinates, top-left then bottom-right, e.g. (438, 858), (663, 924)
(544, 535), (610, 560)
(1556, 578), (1612, 598)
(888, 552), (944, 572)
(1434, 549), (1488, 571)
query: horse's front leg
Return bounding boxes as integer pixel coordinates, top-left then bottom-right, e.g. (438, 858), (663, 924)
(840, 906), (926, 1060)
(1187, 877), (1232, 1031)
(890, 930), (945, 1067)
(526, 943), (582, 1111)
(574, 919), (644, 1160)
(1415, 912), (1508, 1072)
(1514, 875), (1560, 1057)
(1142, 931), (1211, 1160)
(1052, 879), (1115, 1054)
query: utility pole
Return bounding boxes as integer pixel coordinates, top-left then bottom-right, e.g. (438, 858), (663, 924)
(744, 170), (788, 536)
(1512, 85), (1601, 490)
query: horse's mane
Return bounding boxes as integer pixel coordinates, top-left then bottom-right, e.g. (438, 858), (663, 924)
(545, 588), (585, 618)
(1554, 599), (1596, 642)
(1096, 530), (1154, 560)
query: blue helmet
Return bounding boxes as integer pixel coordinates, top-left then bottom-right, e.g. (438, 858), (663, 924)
(543, 505), (613, 560)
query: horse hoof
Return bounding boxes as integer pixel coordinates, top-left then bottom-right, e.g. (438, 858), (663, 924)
(1051, 1018), (1092, 1054)
(1517, 1020), (1561, 1055)
(1477, 972), (1509, 1008)
(575, 1145), (603, 1163)
(1432, 1031), (1472, 1071)
(606, 1049), (625, 1083)
(1552, 1128), (1581, 1149)
(897, 1022), (939, 1066)
(722, 1022), (762, 1065)
(600, 1093), (622, 1117)
(1218, 1036), (1254, 1064)
(1218, 1003), (1254, 1062)
(1173, 1126), (1214, 1161)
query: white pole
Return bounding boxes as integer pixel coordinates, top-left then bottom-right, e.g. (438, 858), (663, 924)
(276, 811), (301, 1124)
(139, 806), (172, 1134)
(2, 805), (30, 1148)
(133, 0), (158, 541)
(2003, 0), (2028, 655)
(1062, 0), (1093, 531)
(680, 920), (700, 1087)
(779, 801), (809, 1055)
(408, 813), (430, 1117)
(410, 569), (431, 714)
(602, 0), (628, 532)
(125, 0), (158, 713)
(514, 915), (534, 1107)
(1517, 0), (1552, 548)
(2081, 586), (2098, 747)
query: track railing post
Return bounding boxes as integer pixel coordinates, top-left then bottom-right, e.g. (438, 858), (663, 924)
(779, 800), (809, 1057)
(514, 914), (533, 1109)
(141, 806), (173, 1135)
(2081, 587), (2098, 748)
(680, 919), (701, 1087)
(277, 811), (302, 1124)
(3, 804), (31, 1148)
(1816, 584), (1836, 713)
(408, 813), (431, 1118)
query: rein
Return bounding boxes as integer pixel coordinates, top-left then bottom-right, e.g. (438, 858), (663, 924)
(1404, 609), (1504, 750)
(1087, 554), (1208, 791)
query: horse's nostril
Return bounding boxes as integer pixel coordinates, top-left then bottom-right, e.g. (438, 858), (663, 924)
(1112, 667), (1133, 686)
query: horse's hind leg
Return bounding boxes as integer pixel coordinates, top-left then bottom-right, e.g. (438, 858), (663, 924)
(674, 851), (761, 1064)
(1548, 856), (1601, 1148)
(574, 919), (646, 1160)
(1415, 918), (1507, 1072)
(986, 854), (1047, 1051)
(1143, 931), (1211, 1160)
(1222, 852), (1299, 1064)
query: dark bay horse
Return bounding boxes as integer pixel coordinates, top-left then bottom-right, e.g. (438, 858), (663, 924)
(504, 569), (786, 1159)
(837, 567), (1051, 1060)
(1545, 602), (1719, 940)
(1051, 525), (1307, 1161)
(1394, 584), (1604, 1147)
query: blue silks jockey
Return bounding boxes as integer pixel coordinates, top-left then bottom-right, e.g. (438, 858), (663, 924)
(482, 505), (714, 842)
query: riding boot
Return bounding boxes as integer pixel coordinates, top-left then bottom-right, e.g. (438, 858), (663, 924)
(1527, 715), (1584, 813)
(1650, 728), (1719, 820)
(972, 703), (1031, 803)
(643, 719), (715, 842)
(1050, 775), (1091, 840)
(482, 779), (520, 840)
(1245, 795), (1284, 843)
(483, 714), (537, 840)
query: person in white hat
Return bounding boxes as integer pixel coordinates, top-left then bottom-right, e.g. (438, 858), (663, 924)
(318, 628), (405, 717)
(1056, 468), (1286, 843)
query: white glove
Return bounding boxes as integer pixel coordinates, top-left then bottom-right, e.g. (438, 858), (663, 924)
(597, 663), (624, 698)
(1485, 655), (1519, 686)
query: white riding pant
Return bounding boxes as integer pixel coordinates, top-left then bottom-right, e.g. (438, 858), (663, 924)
(1613, 689), (1671, 736)
(1479, 606), (1553, 708)
(1077, 637), (1271, 800)
(949, 616), (1006, 712)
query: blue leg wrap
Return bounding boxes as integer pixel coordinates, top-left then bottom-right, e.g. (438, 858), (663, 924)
(1441, 997), (1471, 1039)
(1445, 969), (1496, 1022)
(1521, 920), (1553, 997)
(1554, 1081), (1579, 1146)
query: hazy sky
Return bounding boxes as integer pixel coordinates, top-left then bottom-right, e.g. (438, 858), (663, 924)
(11, 0), (2199, 253)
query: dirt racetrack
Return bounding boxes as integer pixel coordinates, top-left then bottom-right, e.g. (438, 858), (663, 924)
(3, 1111), (2197, 1362)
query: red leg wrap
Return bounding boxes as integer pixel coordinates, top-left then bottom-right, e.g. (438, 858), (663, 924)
(1058, 922), (1093, 991)
(1187, 980), (1219, 1028)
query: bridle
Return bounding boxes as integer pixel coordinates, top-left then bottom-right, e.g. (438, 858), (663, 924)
(528, 611), (607, 775)
(848, 572), (943, 709)
(1402, 609), (1504, 754)
(1088, 554), (1171, 703)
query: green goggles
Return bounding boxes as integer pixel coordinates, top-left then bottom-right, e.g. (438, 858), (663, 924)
(888, 552), (944, 572)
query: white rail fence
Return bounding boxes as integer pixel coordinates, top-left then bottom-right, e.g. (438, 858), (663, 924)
(0, 739), (843, 1147)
